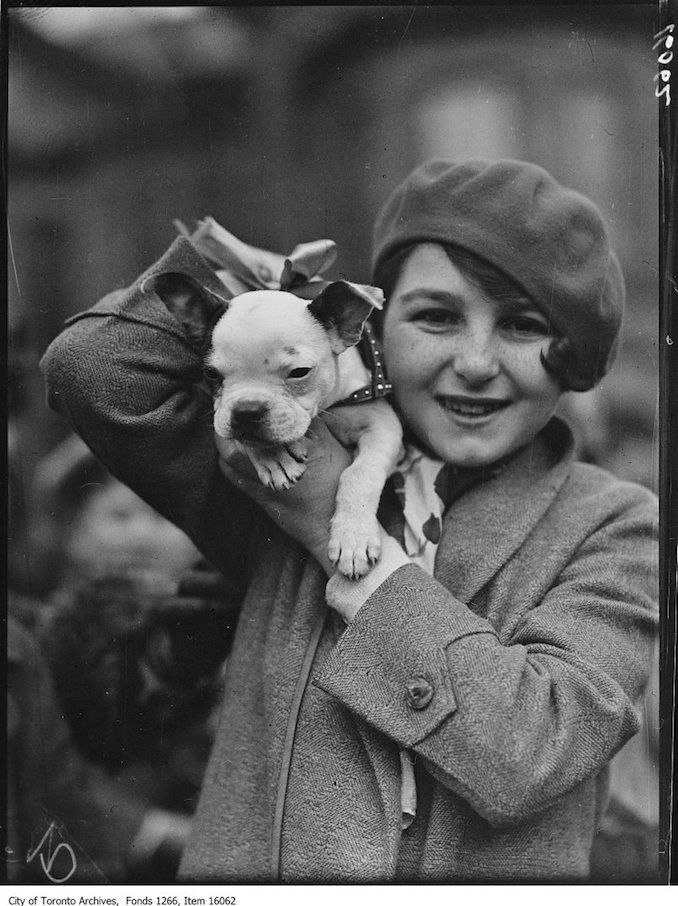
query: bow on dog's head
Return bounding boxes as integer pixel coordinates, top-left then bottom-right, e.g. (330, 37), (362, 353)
(152, 220), (384, 355)
(154, 274), (383, 360)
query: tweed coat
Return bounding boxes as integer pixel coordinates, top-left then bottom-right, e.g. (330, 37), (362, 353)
(40, 238), (658, 882)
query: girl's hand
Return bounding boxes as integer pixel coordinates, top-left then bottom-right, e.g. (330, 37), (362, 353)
(216, 417), (352, 576)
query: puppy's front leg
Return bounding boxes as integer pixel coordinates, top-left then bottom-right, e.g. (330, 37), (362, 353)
(326, 403), (402, 579)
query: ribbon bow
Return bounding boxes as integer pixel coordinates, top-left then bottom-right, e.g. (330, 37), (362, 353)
(175, 216), (338, 301)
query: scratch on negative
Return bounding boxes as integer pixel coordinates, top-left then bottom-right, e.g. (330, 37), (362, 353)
(6, 222), (22, 300)
(397, 5), (418, 55)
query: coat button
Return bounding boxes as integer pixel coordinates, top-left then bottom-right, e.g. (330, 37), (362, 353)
(405, 676), (434, 710)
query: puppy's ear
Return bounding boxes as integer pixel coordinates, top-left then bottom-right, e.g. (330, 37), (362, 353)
(308, 281), (384, 353)
(152, 273), (229, 352)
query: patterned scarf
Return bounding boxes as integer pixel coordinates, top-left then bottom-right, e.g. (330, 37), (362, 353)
(391, 444), (505, 576)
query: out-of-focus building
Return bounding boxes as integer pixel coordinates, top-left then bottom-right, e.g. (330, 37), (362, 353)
(8, 6), (658, 504)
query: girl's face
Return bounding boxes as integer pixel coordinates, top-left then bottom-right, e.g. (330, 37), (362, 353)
(382, 243), (562, 468)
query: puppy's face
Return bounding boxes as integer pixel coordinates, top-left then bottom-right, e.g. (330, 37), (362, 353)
(155, 272), (384, 446)
(206, 291), (339, 445)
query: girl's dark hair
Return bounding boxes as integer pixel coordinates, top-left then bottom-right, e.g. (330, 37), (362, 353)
(372, 243), (572, 389)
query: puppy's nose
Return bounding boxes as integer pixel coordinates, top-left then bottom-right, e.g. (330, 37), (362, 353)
(231, 400), (269, 427)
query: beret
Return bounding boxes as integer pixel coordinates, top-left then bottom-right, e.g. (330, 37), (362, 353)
(372, 159), (625, 391)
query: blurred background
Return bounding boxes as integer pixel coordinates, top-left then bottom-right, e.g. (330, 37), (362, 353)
(6, 4), (660, 883)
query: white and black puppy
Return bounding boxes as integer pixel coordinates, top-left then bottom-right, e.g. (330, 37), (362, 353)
(157, 274), (402, 578)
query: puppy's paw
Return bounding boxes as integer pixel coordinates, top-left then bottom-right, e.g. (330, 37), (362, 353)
(265, 466), (295, 492)
(252, 448), (307, 490)
(328, 515), (382, 579)
(285, 438), (308, 464)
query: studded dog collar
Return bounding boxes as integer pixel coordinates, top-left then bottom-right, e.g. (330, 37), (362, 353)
(332, 322), (393, 407)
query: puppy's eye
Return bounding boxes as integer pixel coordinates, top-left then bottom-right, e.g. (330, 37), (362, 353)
(202, 365), (223, 384)
(288, 367), (312, 379)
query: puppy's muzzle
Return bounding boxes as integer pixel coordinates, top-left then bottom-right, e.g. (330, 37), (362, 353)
(230, 399), (270, 438)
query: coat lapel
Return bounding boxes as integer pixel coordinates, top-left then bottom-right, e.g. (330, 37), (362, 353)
(434, 418), (574, 605)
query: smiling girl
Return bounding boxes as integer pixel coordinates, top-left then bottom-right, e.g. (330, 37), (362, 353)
(41, 159), (658, 882)
(378, 242), (562, 468)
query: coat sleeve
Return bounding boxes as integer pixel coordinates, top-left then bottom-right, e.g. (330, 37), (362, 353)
(39, 281), (260, 595)
(313, 488), (658, 828)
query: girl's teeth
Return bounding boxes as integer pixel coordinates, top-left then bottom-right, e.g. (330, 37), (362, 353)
(442, 399), (503, 415)
(455, 405), (488, 415)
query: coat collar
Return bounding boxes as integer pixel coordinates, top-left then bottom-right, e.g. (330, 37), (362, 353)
(433, 417), (574, 605)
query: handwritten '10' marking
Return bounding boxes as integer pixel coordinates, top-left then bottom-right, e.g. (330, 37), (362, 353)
(25, 822), (77, 883)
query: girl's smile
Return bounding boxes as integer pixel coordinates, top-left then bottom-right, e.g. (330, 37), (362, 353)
(381, 243), (563, 468)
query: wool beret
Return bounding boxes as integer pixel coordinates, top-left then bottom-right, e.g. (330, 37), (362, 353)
(372, 159), (625, 391)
